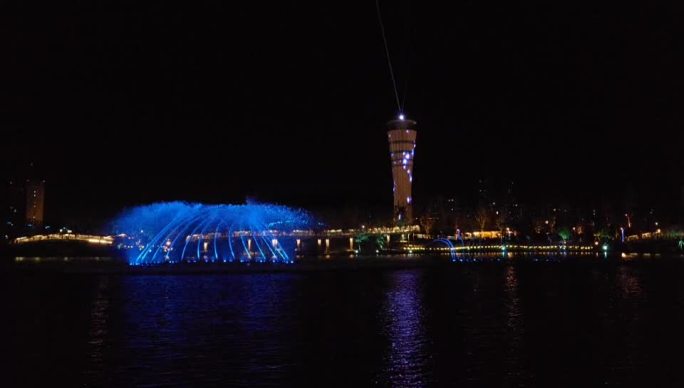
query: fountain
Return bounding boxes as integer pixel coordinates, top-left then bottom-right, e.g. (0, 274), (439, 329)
(112, 201), (313, 265)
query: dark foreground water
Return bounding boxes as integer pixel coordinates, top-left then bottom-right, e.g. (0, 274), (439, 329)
(3, 255), (684, 387)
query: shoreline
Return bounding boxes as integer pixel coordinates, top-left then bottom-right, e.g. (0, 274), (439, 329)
(3, 252), (684, 275)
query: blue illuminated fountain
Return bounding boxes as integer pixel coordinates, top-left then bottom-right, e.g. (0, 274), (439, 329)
(112, 201), (314, 265)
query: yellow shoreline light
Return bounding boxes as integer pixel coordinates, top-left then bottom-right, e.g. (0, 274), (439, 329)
(12, 233), (114, 246)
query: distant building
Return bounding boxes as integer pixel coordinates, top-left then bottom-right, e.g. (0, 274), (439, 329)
(387, 117), (417, 225)
(477, 179), (490, 207)
(25, 180), (45, 228)
(2, 179), (25, 240)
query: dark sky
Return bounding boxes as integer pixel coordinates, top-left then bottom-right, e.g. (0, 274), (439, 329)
(2, 1), (683, 223)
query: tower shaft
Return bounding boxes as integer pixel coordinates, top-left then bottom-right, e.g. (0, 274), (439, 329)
(25, 180), (45, 227)
(387, 119), (417, 225)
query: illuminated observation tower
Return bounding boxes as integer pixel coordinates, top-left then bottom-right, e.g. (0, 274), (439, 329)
(387, 115), (417, 225)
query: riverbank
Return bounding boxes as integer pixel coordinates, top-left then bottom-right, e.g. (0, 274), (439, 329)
(3, 252), (684, 275)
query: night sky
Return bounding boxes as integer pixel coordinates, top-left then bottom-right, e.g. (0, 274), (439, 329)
(2, 1), (683, 223)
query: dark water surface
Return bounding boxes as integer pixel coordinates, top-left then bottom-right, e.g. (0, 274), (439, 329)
(4, 256), (684, 387)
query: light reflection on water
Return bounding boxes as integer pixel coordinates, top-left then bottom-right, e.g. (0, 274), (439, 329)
(6, 255), (684, 387)
(379, 270), (431, 386)
(81, 274), (302, 386)
(84, 276), (109, 382)
(503, 265), (526, 383)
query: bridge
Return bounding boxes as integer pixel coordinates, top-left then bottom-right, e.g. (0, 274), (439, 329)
(12, 233), (114, 246)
